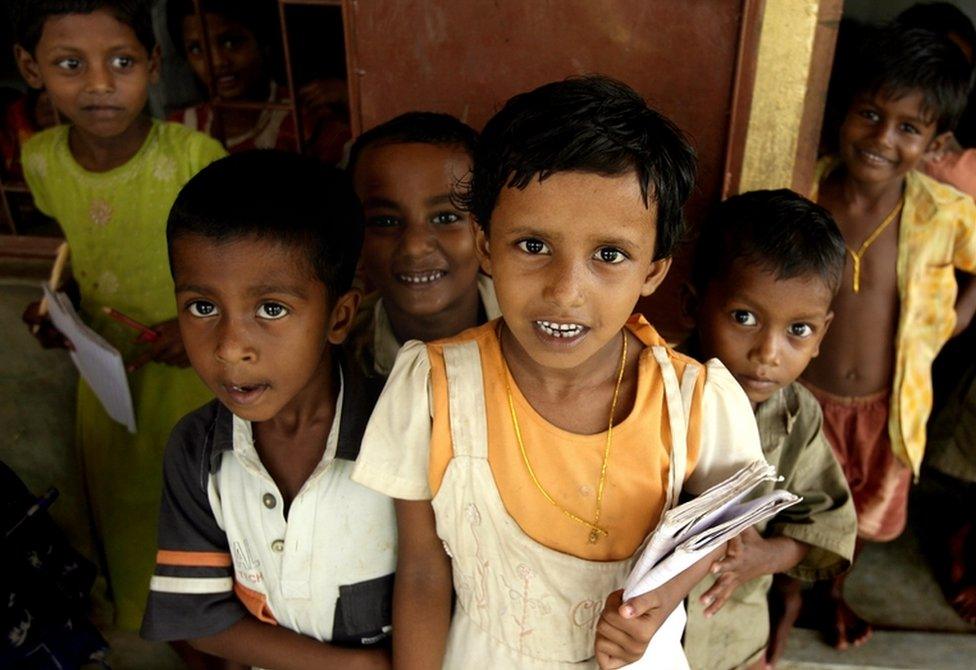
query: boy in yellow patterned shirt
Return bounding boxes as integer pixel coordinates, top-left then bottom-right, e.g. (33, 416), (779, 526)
(803, 23), (976, 649)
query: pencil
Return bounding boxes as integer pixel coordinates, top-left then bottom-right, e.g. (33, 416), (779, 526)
(102, 307), (160, 342)
(32, 241), (69, 334)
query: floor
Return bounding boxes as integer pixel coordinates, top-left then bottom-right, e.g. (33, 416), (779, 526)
(1, 262), (973, 669)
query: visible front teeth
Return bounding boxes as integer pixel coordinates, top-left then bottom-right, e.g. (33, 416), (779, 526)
(536, 321), (584, 338)
(399, 271), (445, 284)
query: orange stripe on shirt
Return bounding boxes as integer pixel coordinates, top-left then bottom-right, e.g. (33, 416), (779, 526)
(234, 580), (277, 625)
(156, 550), (232, 568)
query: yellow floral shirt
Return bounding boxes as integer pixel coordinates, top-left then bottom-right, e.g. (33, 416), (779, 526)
(815, 157), (976, 475)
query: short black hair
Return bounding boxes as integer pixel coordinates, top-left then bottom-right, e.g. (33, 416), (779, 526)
(692, 189), (846, 296)
(843, 23), (972, 134)
(165, 0), (278, 56)
(167, 150), (364, 298)
(897, 2), (976, 66)
(346, 111), (478, 175)
(10, 0), (156, 54)
(459, 75), (696, 261)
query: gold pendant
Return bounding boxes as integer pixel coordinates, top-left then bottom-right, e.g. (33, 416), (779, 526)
(588, 529), (599, 544)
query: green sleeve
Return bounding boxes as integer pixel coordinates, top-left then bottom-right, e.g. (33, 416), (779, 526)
(766, 389), (858, 581)
(20, 134), (53, 218)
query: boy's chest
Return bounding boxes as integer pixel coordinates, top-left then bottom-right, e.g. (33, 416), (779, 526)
(209, 454), (397, 641)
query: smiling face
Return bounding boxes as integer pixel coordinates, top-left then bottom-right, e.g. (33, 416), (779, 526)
(16, 9), (159, 141)
(353, 142), (481, 325)
(838, 89), (941, 185)
(171, 233), (358, 422)
(478, 170), (670, 373)
(182, 12), (266, 99)
(696, 263), (834, 406)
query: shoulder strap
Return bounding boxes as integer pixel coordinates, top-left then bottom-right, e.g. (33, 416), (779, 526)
(442, 341), (490, 459)
(650, 346), (698, 510)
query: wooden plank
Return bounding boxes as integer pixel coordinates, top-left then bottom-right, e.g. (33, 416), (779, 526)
(0, 235), (65, 259)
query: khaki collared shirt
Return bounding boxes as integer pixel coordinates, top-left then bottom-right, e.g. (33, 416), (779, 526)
(684, 383), (856, 670)
(813, 158), (976, 475)
(348, 274), (500, 378)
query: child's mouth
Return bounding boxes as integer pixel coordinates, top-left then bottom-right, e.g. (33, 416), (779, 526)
(222, 382), (268, 406)
(534, 320), (588, 341)
(396, 270), (446, 286)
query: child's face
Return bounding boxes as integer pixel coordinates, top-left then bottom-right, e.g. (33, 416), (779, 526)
(182, 13), (266, 100)
(171, 234), (359, 422)
(838, 89), (941, 184)
(478, 171), (670, 372)
(15, 10), (159, 140)
(353, 142), (481, 322)
(696, 264), (834, 406)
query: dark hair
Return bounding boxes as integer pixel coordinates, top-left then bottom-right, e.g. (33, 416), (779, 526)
(10, 0), (156, 54)
(459, 75), (696, 260)
(844, 23), (972, 134)
(346, 111), (478, 174)
(167, 150), (364, 298)
(897, 2), (976, 66)
(692, 189), (846, 295)
(165, 0), (278, 55)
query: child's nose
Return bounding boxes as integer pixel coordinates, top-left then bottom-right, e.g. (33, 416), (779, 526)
(85, 63), (115, 94)
(398, 221), (437, 257)
(214, 320), (256, 364)
(751, 331), (780, 366)
(542, 258), (585, 308)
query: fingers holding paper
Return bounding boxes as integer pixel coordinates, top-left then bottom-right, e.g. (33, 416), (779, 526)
(595, 589), (661, 669)
(126, 319), (189, 372)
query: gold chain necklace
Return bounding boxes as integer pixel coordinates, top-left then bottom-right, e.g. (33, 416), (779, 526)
(846, 197), (903, 294)
(504, 331), (627, 544)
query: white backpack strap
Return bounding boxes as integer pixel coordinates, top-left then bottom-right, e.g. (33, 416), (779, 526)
(442, 341), (489, 460)
(651, 346), (692, 510)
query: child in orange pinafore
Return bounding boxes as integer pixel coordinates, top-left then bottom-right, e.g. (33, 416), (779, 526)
(352, 76), (766, 669)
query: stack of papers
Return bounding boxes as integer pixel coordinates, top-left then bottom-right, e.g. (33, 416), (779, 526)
(622, 460), (800, 668)
(43, 287), (136, 433)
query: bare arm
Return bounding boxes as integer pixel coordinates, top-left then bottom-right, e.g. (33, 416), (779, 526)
(699, 528), (810, 616)
(393, 498), (454, 670)
(189, 617), (390, 670)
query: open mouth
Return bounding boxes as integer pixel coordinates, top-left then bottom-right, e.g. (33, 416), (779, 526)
(216, 74), (239, 88)
(856, 148), (893, 166)
(534, 320), (588, 339)
(396, 270), (446, 285)
(222, 382), (269, 405)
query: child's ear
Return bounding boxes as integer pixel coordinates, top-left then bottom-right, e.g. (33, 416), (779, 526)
(925, 131), (955, 160)
(326, 288), (362, 345)
(14, 45), (44, 90)
(473, 221), (492, 277)
(147, 45), (162, 85)
(639, 257), (672, 297)
(680, 282), (699, 331)
(810, 310), (834, 358)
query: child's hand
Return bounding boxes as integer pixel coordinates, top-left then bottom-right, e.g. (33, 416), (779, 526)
(126, 319), (189, 372)
(22, 300), (73, 350)
(595, 588), (667, 669)
(699, 526), (772, 616)
(299, 78), (348, 117)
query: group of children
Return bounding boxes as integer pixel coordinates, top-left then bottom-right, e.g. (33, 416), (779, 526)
(10, 0), (976, 669)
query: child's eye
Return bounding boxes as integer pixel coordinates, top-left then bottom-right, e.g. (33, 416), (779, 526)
(899, 123), (919, 135)
(186, 41), (203, 57)
(517, 238), (550, 255)
(858, 109), (880, 122)
(789, 323), (813, 338)
(431, 212), (461, 225)
(257, 302), (288, 320)
(55, 58), (82, 71)
(110, 55), (135, 70)
(366, 215), (399, 228)
(593, 247), (626, 264)
(731, 310), (757, 326)
(187, 300), (217, 318)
